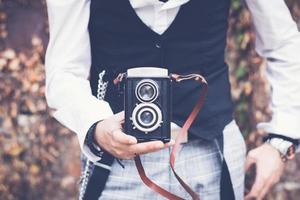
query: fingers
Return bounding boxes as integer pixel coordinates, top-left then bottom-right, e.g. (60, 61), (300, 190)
(245, 171), (267, 200)
(111, 129), (137, 145)
(130, 139), (176, 155)
(257, 177), (275, 200)
(257, 172), (282, 200)
(245, 175), (275, 200)
(129, 141), (165, 155)
(244, 144), (285, 200)
(114, 111), (125, 123)
(245, 151), (266, 200)
(98, 111), (175, 160)
(111, 139), (172, 159)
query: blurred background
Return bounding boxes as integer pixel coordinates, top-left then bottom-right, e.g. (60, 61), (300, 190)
(0, 0), (300, 199)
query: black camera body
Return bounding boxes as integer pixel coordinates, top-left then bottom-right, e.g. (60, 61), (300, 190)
(124, 67), (171, 143)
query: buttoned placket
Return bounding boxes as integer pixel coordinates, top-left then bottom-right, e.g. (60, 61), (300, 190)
(153, 4), (168, 67)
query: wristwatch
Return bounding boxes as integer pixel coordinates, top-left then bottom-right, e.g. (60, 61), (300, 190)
(85, 121), (104, 159)
(264, 134), (299, 162)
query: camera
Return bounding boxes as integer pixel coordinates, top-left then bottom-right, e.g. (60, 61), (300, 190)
(124, 67), (171, 143)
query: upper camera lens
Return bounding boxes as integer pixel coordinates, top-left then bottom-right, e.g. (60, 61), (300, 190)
(136, 79), (159, 102)
(140, 110), (154, 125)
(139, 85), (155, 101)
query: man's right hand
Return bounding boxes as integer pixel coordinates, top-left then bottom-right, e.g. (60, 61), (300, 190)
(94, 111), (174, 160)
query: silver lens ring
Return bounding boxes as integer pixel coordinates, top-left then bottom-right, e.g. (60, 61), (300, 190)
(135, 79), (159, 103)
(131, 103), (162, 133)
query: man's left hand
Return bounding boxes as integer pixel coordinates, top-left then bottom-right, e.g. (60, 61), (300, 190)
(245, 143), (285, 200)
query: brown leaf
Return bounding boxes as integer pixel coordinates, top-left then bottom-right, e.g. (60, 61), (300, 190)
(7, 144), (24, 157)
(2, 49), (16, 60)
(29, 164), (40, 175)
(0, 58), (7, 70)
(8, 58), (20, 71)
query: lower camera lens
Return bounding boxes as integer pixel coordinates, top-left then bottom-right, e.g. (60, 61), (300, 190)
(131, 103), (163, 134)
(140, 110), (154, 125)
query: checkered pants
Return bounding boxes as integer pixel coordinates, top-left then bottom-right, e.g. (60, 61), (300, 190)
(98, 120), (246, 200)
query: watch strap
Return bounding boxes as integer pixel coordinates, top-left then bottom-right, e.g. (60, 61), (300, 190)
(263, 133), (298, 161)
(85, 121), (104, 158)
(263, 133), (299, 146)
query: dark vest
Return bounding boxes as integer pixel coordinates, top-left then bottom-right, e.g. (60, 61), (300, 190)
(89, 0), (234, 140)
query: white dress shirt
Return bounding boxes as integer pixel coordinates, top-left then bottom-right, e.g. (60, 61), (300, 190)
(45, 0), (300, 162)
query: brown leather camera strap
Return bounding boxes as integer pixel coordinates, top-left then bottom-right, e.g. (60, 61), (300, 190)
(135, 155), (185, 200)
(170, 73), (208, 199)
(114, 73), (208, 200)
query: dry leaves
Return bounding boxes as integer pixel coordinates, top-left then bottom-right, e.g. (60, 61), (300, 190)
(0, 1), (80, 200)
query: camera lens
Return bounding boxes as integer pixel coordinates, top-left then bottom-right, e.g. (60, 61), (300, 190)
(139, 85), (155, 101)
(131, 103), (163, 134)
(140, 110), (154, 125)
(136, 79), (159, 102)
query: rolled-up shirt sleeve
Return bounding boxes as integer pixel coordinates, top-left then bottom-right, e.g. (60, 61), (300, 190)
(245, 0), (300, 139)
(45, 0), (114, 162)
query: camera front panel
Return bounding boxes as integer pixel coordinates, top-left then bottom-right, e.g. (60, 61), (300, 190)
(124, 77), (171, 143)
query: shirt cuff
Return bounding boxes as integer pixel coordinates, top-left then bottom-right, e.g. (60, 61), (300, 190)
(257, 112), (300, 139)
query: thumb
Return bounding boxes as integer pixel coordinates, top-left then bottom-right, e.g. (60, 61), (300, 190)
(114, 111), (125, 122)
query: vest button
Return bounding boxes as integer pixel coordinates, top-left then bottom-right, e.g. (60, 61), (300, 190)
(155, 43), (161, 49)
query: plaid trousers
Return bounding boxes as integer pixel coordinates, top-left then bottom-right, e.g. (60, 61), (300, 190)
(98, 120), (246, 200)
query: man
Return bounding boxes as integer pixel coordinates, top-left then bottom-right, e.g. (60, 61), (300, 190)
(45, 0), (300, 199)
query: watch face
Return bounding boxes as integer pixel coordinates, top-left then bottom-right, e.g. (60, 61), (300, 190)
(286, 145), (296, 160)
(267, 137), (296, 161)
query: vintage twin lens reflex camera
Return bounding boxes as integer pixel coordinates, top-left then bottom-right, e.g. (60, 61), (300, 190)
(124, 67), (171, 143)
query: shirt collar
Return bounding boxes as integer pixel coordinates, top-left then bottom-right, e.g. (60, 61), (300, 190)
(161, 0), (190, 10)
(130, 0), (190, 10)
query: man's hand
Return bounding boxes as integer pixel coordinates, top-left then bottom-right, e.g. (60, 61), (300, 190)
(245, 143), (285, 200)
(94, 111), (174, 159)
